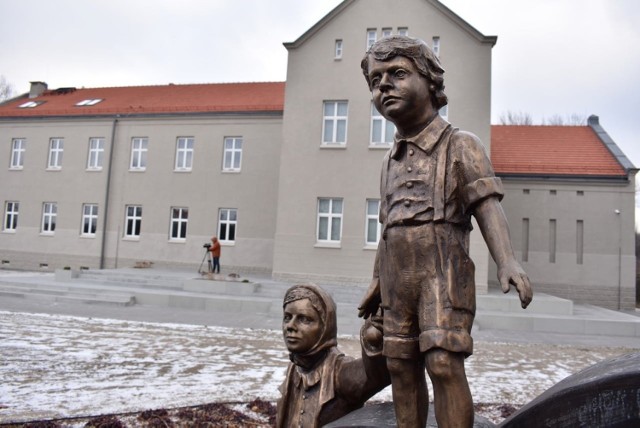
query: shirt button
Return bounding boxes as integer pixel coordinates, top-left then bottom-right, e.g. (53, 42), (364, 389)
(409, 149), (415, 156)
(404, 199), (411, 207)
(302, 395), (307, 400)
(300, 410), (304, 414)
(406, 182), (413, 189)
(407, 166), (412, 172)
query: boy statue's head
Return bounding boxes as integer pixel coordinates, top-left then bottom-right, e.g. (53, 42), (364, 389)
(361, 36), (448, 135)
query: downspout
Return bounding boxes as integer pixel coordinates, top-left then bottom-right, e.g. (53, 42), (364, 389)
(100, 117), (119, 269)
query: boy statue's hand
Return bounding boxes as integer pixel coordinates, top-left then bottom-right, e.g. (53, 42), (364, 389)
(358, 276), (381, 319)
(498, 260), (533, 309)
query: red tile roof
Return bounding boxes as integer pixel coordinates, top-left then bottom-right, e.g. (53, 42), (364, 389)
(491, 125), (626, 177)
(0, 82), (285, 117)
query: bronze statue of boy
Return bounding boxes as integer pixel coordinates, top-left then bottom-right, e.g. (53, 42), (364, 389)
(358, 35), (533, 428)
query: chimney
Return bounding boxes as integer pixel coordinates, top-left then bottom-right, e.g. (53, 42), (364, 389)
(587, 115), (599, 126)
(29, 81), (48, 99)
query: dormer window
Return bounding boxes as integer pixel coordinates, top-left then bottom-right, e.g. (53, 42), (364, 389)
(76, 99), (103, 106)
(18, 101), (44, 108)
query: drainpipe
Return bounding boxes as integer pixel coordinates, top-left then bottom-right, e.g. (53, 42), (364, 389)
(100, 117), (119, 269)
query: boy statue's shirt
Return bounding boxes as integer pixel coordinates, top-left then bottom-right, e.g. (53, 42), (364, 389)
(381, 114), (504, 229)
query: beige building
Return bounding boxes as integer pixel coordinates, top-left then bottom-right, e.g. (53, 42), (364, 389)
(491, 117), (637, 309)
(0, 0), (636, 308)
(273, 0), (497, 289)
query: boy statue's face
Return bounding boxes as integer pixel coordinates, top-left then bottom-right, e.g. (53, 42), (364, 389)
(367, 54), (435, 133)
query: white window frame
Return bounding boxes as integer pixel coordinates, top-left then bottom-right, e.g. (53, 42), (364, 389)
(41, 202), (57, 234)
(222, 137), (242, 172)
(317, 198), (343, 244)
(218, 208), (237, 243)
(124, 205), (142, 238)
(432, 36), (440, 56)
(10, 138), (25, 169)
(130, 137), (148, 170)
(365, 199), (381, 246)
(370, 104), (395, 146)
(334, 39), (343, 59)
(381, 27), (392, 38)
(170, 207), (188, 241)
(398, 27), (409, 36)
(47, 138), (64, 169)
(175, 137), (194, 171)
(87, 138), (105, 170)
(322, 101), (348, 145)
(3, 201), (19, 232)
(81, 204), (98, 237)
(366, 29), (377, 49)
(76, 99), (103, 106)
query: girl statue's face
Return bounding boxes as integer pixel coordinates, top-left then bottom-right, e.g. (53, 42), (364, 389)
(282, 298), (323, 354)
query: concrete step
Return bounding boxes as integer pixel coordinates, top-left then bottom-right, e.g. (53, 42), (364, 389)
(0, 284), (135, 306)
(476, 308), (640, 338)
(2, 268), (638, 339)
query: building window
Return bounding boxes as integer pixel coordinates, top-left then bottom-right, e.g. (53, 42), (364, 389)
(366, 199), (381, 245)
(370, 104), (394, 146)
(366, 29), (377, 49)
(576, 220), (584, 265)
(125, 205), (142, 238)
(550, 190), (557, 195)
(382, 27), (392, 38)
(170, 207), (188, 240)
(317, 198), (343, 243)
(3, 201), (18, 232)
(10, 138), (25, 169)
(398, 27), (409, 36)
(432, 36), (440, 56)
(18, 101), (43, 108)
(549, 219), (557, 263)
(218, 208), (237, 243)
(322, 101), (348, 145)
(577, 190), (584, 196)
(47, 138), (64, 169)
(523, 189), (530, 194)
(87, 138), (105, 170)
(522, 218), (529, 262)
(130, 137), (148, 170)
(81, 204), (98, 236)
(334, 39), (343, 59)
(76, 99), (103, 106)
(41, 202), (57, 234)
(222, 137), (242, 172)
(175, 137), (194, 171)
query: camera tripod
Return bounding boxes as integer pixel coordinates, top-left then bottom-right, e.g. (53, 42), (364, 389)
(198, 246), (213, 274)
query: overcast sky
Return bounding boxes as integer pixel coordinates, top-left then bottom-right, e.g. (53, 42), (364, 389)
(1, 0), (639, 170)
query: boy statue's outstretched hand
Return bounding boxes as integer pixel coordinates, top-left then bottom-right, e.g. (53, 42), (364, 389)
(498, 259), (533, 309)
(358, 276), (381, 319)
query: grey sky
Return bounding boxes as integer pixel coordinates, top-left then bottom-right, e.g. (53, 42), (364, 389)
(1, 0), (638, 170)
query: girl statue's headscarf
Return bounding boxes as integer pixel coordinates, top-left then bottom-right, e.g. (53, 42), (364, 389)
(283, 284), (338, 370)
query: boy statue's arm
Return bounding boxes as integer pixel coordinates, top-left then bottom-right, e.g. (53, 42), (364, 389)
(474, 196), (533, 309)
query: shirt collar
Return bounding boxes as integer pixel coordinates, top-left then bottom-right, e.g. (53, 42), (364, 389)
(390, 114), (451, 159)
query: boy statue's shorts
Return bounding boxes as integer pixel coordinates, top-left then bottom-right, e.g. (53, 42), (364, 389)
(379, 222), (475, 360)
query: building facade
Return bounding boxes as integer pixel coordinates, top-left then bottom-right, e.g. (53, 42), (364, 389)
(490, 117), (637, 309)
(0, 83), (284, 273)
(0, 0), (636, 308)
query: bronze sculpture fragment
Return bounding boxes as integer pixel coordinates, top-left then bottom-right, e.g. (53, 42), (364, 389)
(358, 35), (533, 428)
